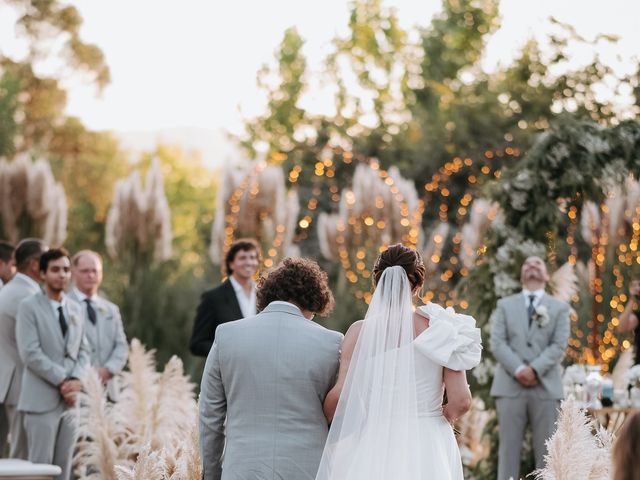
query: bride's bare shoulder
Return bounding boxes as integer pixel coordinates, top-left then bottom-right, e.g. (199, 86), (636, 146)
(345, 320), (364, 338)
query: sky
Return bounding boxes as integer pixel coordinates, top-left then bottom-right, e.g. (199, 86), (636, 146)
(1, 0), (639, 135)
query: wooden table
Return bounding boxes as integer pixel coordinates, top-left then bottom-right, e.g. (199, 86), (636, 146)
(588, 407), (640, 434)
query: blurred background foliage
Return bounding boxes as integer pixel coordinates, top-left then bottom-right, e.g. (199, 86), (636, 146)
(1, 0), (639, 374)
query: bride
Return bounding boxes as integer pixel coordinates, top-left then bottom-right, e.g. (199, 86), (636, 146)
(316, 244), (482, 480)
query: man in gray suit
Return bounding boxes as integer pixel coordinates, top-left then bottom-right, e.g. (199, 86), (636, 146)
(199, 257), (342, 480)
(0, 239), (47, 459)
(69, 250), (128, 400)
(490, 255), (570, 480)
(17, 248), (91, 480)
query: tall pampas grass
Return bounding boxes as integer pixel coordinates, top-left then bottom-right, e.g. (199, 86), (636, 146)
(105, 158), (172, 262)
(534, 397), (613, 480)
(459, 199), (499, 269)
(549, 262), (579, 303)
(316, 163), (422, 261)
(74, 369), (120, 480)
(209, 160), (299, 266)
(74, 339), (200, 480)
(0, 154), (67, 245)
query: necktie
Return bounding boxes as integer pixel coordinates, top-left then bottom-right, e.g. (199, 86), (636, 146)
(58, 306), (68, 337)
(84, 298), (97, 325)
(528, 294), (536, 327)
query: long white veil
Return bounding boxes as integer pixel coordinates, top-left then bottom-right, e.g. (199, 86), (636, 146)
(316, 265), (423, 479)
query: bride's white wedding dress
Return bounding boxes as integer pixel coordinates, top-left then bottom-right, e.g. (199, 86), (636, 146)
(316, 267), (482, 480)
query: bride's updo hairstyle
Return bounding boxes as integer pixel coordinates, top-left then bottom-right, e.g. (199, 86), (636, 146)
(372, 243), (425, 291)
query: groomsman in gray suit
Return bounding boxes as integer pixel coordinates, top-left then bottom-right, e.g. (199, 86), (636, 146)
(69, 250), (128, 400)
(199, 257), (342, 480)
(0, 239), (47, 459)
(16, 248), (91, 480)
(490, 256), (570, 480)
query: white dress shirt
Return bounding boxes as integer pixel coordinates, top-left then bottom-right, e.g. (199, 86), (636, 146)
(48, 293), (70, 337)
(229, 276), (257, 318)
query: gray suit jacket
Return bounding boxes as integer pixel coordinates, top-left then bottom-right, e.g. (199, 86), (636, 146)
(16, 293), (92, 413)
(490, 292), (570, 399)
(67, 290), (128, 400)
(199, 302), (343, 480)
(0, 275), (42, 405)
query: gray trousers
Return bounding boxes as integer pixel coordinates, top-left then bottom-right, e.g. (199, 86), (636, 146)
(24, 403), (76, 480)
(495, 393), (560, 480)
(5, 404), (28, 459)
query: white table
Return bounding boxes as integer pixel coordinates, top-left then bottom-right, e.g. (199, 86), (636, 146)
(0, 459), (61, 480)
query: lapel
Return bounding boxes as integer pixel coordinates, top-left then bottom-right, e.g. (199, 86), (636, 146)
(527, 293), (554, 338)
(222, 280), (243, 318)
(65, 300), (84, 360)
(34, 293), (65, 348)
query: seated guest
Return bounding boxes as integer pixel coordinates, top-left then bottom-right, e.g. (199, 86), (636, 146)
(69, 250), (128, 400)
(16, 248), (91, 480)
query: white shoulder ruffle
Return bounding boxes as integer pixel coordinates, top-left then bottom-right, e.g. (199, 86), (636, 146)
(414, 302), (482, 371)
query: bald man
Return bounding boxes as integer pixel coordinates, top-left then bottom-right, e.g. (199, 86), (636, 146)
(68, 250), (128, 400)
(490, 256), (570, 480)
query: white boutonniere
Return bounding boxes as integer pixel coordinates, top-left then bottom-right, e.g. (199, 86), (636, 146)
(97, 304), (107, 315)
(533, 305), (550, 327)
(70, 314), (81, 326)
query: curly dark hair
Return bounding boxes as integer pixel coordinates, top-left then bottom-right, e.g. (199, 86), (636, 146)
(256, 257), (334, 315)
(372, 243), (425, 291)
(225, 238), (261, 277)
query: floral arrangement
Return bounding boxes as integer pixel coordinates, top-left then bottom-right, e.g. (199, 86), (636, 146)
(563, 364), (587, 387)
(623, 365), (640, 389)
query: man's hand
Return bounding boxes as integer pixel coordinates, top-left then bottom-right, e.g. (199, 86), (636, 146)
(59, 379), (82, 407)
(96, 367), (113, 384)
(515, 366), (538, 387)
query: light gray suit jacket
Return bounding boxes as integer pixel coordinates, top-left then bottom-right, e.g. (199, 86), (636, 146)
(16, 293), (92, 413)
(490, 292), (570, 399)
(199, 302), (343, 480)
(0, 275), (42, 405)
(67, 290), (128, 400)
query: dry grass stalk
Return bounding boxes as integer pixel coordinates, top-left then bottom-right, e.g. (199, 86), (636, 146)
(105, 158), (172, 262)
(210, 160), (299, 265)
(0, 154), (67, 245)
(74, 369), (120, 480)
(459, 199), (499, 269)
(75, 339), (200, 480)
(317, 163), (421, 263)
(534, 397), (612, 480)
(549, 262), (578, 303)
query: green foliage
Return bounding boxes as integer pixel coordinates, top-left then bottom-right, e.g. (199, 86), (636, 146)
(241, 27), (308, 158)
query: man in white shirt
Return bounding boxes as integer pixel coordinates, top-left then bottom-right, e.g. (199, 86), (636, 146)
(490, 256), (570, 480)
(68, 250), (128, 400)
(0, 238), (47, 458)
(190, 238), (260, 357)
